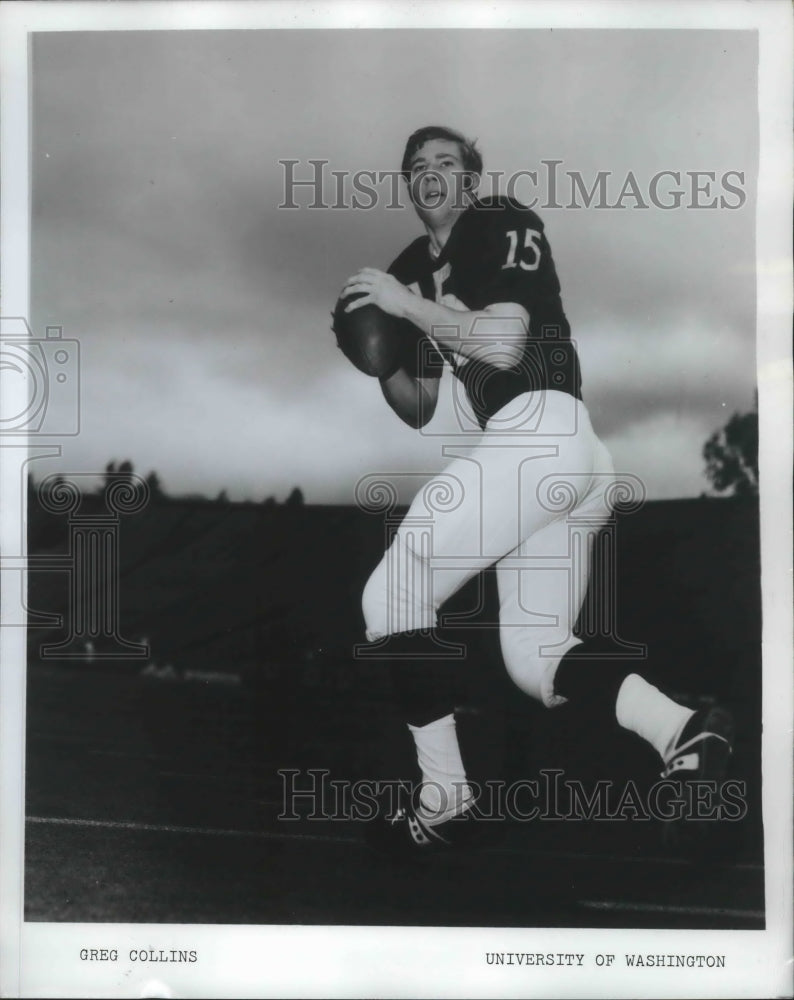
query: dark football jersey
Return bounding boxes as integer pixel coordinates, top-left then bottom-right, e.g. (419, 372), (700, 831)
(388, 196), (582, 428)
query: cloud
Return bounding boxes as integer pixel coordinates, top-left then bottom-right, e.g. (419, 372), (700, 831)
(604, 409), (721, 500)
(577, 316), (757, 439)
(29, 28), (759, 501)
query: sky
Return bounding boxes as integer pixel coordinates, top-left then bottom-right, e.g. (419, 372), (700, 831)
(30, 28), (758, 503)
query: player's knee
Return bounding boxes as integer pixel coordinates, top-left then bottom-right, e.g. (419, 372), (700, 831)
(361, 559), (389, 640)
(500, 631), (566, 708)
(501, 647), (545, 701)
(362, 531), (436, 640)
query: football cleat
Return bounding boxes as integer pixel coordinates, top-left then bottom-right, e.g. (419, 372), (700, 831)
(661, 704), (734, 782)
(365, 789), (493, 861)
(660, 703), (735, 855)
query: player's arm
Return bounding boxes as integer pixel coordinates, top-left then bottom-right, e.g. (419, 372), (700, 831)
(379, 367), (440, 429)
(400, 296), (527, 370)
(341, 269), (527, 371)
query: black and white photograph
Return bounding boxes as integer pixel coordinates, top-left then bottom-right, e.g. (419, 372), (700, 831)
(0, 2), (791, 997)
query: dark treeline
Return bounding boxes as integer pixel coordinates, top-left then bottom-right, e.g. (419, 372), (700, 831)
(31, 459), (305, 508)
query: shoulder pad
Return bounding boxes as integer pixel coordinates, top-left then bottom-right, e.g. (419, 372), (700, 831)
(471, 195), (545, 232)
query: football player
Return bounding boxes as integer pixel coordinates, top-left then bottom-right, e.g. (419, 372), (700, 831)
(339, 126), (734, 854)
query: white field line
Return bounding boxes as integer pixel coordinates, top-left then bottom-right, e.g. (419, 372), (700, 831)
(25, 814), (357, 844)
(579, 899), (765, 921)
(25, 815), (763, 873)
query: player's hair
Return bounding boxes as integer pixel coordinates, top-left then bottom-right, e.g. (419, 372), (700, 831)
(400, 125), (483, 180)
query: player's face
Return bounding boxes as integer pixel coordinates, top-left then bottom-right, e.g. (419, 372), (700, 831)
(407, 139), (477, 227)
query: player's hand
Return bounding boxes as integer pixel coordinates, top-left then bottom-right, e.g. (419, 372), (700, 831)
(341, 268), (415, 320)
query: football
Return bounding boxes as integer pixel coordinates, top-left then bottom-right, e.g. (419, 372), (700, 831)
(332, 294), (403, 378)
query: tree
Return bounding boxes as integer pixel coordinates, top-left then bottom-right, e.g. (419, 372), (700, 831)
(101, 460), (133, 495)
(703, 406), (758, 498)
(285, 487), (304, 507)
(145, 471), (167, 503)
(101, 459), (148, 508)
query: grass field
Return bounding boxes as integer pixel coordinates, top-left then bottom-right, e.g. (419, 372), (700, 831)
(25, 660), (763, 928)
(24, 497), (764, 928)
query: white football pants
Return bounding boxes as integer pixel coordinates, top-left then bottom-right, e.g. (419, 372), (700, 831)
(361, 390), (617, 707)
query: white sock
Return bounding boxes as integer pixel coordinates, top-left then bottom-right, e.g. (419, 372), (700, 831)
(407, 713), (473, 825)
(615, 673), (695, 761)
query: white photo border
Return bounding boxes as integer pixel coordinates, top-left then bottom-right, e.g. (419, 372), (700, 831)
(1, 2), (791, 998)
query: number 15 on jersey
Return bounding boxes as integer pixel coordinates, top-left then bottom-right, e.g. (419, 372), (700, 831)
(502, 228), (542, 271)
